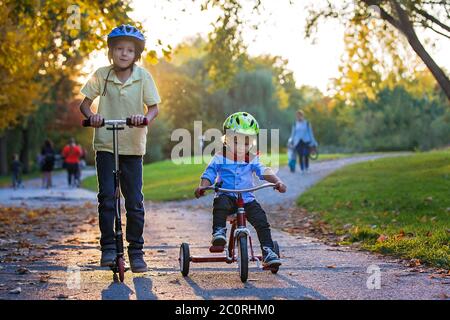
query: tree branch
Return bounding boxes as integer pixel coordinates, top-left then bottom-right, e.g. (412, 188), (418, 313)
(413, 6), (450, 33)
(429, 26), (450, 39)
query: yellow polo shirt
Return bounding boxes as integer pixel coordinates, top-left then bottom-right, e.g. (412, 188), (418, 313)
(80, 65), (161, 156)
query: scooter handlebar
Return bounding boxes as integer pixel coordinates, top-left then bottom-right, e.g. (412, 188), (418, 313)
(82, 117), (148, 127)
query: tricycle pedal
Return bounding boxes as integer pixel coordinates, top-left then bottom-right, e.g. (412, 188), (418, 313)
(209, 245), (225, 253)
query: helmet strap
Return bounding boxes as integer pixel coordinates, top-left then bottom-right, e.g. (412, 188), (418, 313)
(101, 63), (135, 96)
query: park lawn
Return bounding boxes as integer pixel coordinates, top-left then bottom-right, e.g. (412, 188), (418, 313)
(297, 149), (450, 269)
(82, 152), (350, 201)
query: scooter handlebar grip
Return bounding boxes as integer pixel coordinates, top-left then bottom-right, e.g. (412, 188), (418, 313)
(126, 117), (148, 126)
(82, 118), (105, 127)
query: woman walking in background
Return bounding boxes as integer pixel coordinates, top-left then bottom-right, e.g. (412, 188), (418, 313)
(288, 109), (318, 174)
(40, 139), (55, 188)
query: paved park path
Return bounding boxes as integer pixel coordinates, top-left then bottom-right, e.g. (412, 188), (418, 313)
(0, 154), (448, 300)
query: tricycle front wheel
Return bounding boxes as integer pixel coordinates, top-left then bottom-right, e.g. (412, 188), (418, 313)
(237, 236), (249, 283)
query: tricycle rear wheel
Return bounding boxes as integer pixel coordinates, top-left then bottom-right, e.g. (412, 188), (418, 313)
(179, 243), (190, 276)
(271, 241), (280, 274)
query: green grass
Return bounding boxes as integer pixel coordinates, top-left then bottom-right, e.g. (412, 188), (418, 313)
(297, 150), (450, 269)
(82, 152), (354, 201)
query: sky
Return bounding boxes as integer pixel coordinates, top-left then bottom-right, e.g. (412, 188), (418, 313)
(84, 0), (450, 94)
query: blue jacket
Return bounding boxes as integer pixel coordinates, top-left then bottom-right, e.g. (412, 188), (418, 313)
(289, 120), (318, 147)
(201, 153), (268, 204)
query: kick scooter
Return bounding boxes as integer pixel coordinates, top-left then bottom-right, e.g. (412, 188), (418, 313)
(82, 117), (147, 282)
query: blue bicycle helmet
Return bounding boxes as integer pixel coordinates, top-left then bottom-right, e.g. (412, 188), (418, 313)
(102, 24), (146, 95)
(107, 24), (145, 53)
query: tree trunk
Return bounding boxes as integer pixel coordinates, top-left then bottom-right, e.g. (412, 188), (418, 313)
(0, 132), (8, 175)
(404, 30), (450, 100)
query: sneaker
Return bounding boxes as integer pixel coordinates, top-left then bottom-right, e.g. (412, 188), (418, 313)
(128, 250), (148, 273)
(211, 227), (227, 246)
(100, 249), (116, 267)
(262, 246), (282, 268)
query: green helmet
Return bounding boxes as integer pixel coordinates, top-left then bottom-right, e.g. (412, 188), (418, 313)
(223, 112), (260, 136)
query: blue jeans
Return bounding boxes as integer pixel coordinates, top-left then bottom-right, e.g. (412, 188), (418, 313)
(95, 151), (145, 252)
(295, 140), (310, 171)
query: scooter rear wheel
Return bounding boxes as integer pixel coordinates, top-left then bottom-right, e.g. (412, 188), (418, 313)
(117, 256), (125, 282)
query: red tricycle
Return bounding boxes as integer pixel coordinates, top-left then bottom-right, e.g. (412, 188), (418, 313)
(179, 183), (280, 283)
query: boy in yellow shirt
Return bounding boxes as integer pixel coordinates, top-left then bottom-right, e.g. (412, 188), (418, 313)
(79, 25), (160, 272)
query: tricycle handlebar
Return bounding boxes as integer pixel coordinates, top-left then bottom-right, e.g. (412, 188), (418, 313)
(201, 183), (277, 193)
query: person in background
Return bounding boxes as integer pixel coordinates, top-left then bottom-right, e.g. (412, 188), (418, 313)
(11, 154), (23, 190)
(40, 139), (55, 188)
(62, 137), (83, 188)
(288, 109), (318, 174)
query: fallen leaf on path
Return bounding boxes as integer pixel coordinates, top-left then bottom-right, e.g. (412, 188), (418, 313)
(326, 265), (336, 269)
(18, 240), (32, 248)
(16, 267), (29, 275)
(65, 238), (80, 244)
(408, 259), (421, 267)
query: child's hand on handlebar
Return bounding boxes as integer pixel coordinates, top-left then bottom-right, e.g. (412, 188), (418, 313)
(90, 114), (104, 128)
(129, 114), (148, 127)
(194, 187), (206, 199)
(275, 182), (287, 193)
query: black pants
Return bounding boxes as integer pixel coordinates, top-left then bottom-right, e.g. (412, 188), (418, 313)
(95, 151), (145, 252)
(66, 163), (79, 186)
(295, 140), (310, 171)
(11, 171), (21, 188)
(212, 194), (274, 250)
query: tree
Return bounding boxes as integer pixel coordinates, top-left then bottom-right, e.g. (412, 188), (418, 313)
(0, 0), (135, 174)
(200, 0), (450, 99)
(305, 0), (450, 100)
